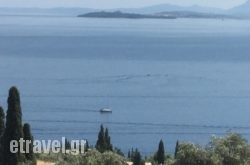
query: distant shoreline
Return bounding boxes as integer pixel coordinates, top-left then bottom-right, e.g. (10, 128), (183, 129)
(78, 11), (177, 19)
(78, 11), (242, 20)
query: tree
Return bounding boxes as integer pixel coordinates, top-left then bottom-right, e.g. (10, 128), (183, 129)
(65, 138), (71, 150)
(4, 86), (26, 164)
(131, 148), (141, 165)
(128, 150), (131, 159)
(95, 125), (113, 153)
(96, 125), (105, 152)
(0, 106), (5, 164)
(23, 123), (34, 161)
(85, 140), (89, 152)
(128, 148), (134, 161)
(174, 143), (213, 165)
(59, 149), (127, 165)
(0, 107), (4, 137)
(207, 133), (250, 165)
(114, 147), (124, 157)
(104, 128), (113, 151)
(156, 139), (165, 164)
(174, 140), (179, 159)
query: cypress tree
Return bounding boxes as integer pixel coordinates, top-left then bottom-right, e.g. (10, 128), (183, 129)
(104, 128), (112, 151)
(4, 86), (26, 165)
(132, 148), (141, 165)
(65, 138), (71, 150)
(95, 124), (105, 152)
(0, 106), (4, 137)
(0, 106), (5, 164)
(23, 123), (34, 161)
(130, 148), (134, 161)
(85, 140), (89, 152)
(95, 125), (113, 153)
(128, 150), (131, 159)
(156, 139), (165, 164)
(174, 140), (179, 159)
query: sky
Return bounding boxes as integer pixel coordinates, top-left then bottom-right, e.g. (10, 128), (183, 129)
(0, 0), (247, 9)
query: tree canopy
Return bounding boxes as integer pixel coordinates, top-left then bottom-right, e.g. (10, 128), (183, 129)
(95, 125), (113, 153)
(156, 139), (165, 164)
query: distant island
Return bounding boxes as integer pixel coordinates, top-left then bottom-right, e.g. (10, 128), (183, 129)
(78, 10), (239, 20)
(78, 11), (176, 19)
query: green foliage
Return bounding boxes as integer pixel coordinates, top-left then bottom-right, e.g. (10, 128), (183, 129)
(0, 106), (5, 164)
(64, 138), (71, 150)
(156, 139), (165, 164)
(114, 147), (125, 157)
(104, 128), (113, 151)
(56, 149), (127, 165)
(18, 160), (36, 165)
(207, 133), (250, 165)
(4, 86), (26, 164)
(131, 148), (142, 165)
(23, 123), (35, 162)
(85, 140), (89, 152)
(96, 125), (105, 152)
(95, 125), (113, 153)
(174, 143), (214, 165)
(174, 140), (179, 159)
(128, 150), (131, 159)
(174, 134), (250, 165)
(0, 107), (5, 137)
(35, 150), (61, 162)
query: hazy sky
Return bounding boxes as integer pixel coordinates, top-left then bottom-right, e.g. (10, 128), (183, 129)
(0, 0), (247, 9)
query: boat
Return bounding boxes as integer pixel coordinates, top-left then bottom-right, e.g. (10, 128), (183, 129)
(100, 108), (112, 113)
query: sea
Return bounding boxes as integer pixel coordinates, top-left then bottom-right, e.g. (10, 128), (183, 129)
(1, 15), (250, 155)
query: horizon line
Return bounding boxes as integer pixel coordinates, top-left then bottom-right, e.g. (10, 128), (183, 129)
(0, 2), (245, 11)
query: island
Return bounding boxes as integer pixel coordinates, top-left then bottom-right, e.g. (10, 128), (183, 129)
(78, 11), (177, 19)
(78, 10), (239, 20)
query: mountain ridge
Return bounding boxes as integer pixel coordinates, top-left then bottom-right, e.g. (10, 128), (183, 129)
(118, 4), (224, 14)
(229, 0), (250, 15)
(1, 2), (250, 18)
(0, 4), (224, 16)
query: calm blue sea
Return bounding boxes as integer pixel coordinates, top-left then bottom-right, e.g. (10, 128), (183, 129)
(1, 15), (250, 155)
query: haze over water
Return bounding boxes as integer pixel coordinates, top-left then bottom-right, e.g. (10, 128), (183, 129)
(1, 16), (250, 155)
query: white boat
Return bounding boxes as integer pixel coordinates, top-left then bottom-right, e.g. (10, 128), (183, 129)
(100, 108), (112, 113)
